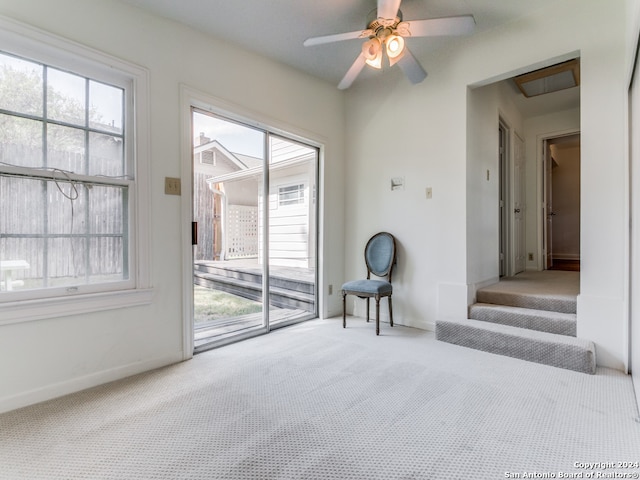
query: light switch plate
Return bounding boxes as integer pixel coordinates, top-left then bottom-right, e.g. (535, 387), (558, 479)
(165, 177), (181, 195)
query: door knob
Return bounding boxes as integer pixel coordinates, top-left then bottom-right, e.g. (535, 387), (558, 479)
(514, 208), (521, 213)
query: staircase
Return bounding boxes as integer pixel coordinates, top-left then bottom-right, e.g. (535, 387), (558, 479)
(194, 261), (315, 311)
(436, 272), (596, 374)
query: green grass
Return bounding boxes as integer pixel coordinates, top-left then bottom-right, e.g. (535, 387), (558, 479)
(193, 285), (262, 323)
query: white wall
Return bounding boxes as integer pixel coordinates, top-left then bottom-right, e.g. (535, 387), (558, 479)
(627, 0), (640, 414)
(466, 81), (525, 295)
(344, 0), (629, 369)
(0, 0), (346, 412)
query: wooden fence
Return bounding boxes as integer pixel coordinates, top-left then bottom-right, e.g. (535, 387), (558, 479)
(1, 142), (126, 285)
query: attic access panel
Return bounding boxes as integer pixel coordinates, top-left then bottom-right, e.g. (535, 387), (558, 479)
(514, 59), (580, 98)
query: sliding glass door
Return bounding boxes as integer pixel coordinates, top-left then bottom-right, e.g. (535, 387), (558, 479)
(191, 109), (317, 352)
(266, 134), (318, 328)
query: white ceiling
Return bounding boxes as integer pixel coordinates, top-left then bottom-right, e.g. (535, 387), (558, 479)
(116, 0), (579, 115)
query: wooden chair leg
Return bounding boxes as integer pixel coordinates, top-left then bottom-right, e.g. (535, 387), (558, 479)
(388, 296), (393, 327)
(342, 292), (346, 328)
(366, 297), (370, 322)
(375, 296), (380, 335)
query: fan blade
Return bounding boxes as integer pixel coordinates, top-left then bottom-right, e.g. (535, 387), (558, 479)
(338, 53), (367, 90)
(405, 15), (475, 37)
(397, 48), (427, 85)
(378, 0), (402, 22)
(304, 30), (366, 47)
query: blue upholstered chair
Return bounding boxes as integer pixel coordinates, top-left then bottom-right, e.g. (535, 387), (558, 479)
(342, 232), (397, 335)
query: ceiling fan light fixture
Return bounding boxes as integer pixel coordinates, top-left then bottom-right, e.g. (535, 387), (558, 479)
(362, 37), (383, 69)
(386, 34), (405, 66)
(365, 51), (383, 69)
(303, 1), (476, 89)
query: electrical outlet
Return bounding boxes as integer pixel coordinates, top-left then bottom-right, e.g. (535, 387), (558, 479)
(528, 253), (534, 261)
(426, 187), (433, 199)
(165, 177), (181, 196)
(328, 284), (333, 295)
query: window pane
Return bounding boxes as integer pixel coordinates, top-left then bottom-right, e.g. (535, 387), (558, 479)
(0, 52), (43, 117)
(47, 180), (86, 235)
(0, 237), (44, 291)
(90, 185), (124, 234)
(90, 237), (125, 282)
(48, 236), (87, 283)
(47, 68), (86, 126)
(47, 124), (85, 172)
(279, 184), (305, 206)
(0, 176), (45, 234)
(89, 132), (123, 177)
(0, 176), (127, 291)
(270, 136), (316, 165)
(89, 81), (123, 134)
(0, 113), (43, 168)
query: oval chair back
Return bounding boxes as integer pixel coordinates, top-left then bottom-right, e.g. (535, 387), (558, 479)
(365, 232), (396, 281)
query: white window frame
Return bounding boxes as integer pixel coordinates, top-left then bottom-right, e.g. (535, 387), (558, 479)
(0, 16), (152, 325)
(278, 183), (306, 207)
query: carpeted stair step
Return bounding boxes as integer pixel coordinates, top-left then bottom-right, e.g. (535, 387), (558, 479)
(469, 303), (576, 336)
(476, 288), (576, 314)
(436, 318), (596, 374)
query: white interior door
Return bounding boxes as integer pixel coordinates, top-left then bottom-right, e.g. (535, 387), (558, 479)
(513, 134), (526, 274)
(499, 123), (507, 276)
(543, 140), (554, 269)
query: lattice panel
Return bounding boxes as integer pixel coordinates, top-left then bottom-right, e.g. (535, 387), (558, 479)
(226, 205), (259, 258)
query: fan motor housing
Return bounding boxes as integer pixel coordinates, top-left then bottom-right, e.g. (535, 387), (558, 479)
(366, 8), (402, 35)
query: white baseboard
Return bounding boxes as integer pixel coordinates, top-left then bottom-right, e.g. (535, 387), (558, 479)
(0, 353), (184, 414)
(552, 254), (581, 260)
(396, 317), (434, 332)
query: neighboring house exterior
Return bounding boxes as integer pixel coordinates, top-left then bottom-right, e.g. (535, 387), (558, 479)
(194, 134), (316, 269)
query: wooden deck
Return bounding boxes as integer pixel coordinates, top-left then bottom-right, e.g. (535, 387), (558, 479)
(193, 259), (316, 350)
(194, 307), (311, 350)
(194, 259), (316, 310)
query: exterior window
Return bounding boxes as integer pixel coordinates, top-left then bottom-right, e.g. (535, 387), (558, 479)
(278, 184), (305, 206)
(0, 51), (129, 296)
(0, 19), (150, 319)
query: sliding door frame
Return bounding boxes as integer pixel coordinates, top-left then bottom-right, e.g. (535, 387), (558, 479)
(179, 85), (323, 359)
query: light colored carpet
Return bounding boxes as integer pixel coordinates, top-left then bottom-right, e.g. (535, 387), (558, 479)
(477, 271), (579, 313)
(1, 318), (639, 480)
(438, 270), (590, 373)
(480, 271), (580, 297)
(436, 318), (596, 373)
(469, 303), (577, 336)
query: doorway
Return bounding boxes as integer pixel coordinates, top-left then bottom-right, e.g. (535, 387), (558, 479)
(191, 108), (318, 352)
(542, 134), (581, 271)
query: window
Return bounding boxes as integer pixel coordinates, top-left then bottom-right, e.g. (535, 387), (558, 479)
(0, 18), (151, 322)
(278, 184), (305, 207)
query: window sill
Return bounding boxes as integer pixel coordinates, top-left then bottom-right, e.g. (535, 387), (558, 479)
(0, 288), (154, 325)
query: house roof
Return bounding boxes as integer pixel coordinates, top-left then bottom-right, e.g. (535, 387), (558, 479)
(194, 140), (261, 170)
(207, 153), (315, 184)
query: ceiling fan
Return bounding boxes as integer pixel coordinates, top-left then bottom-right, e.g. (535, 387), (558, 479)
(303, 0), (475, 89)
